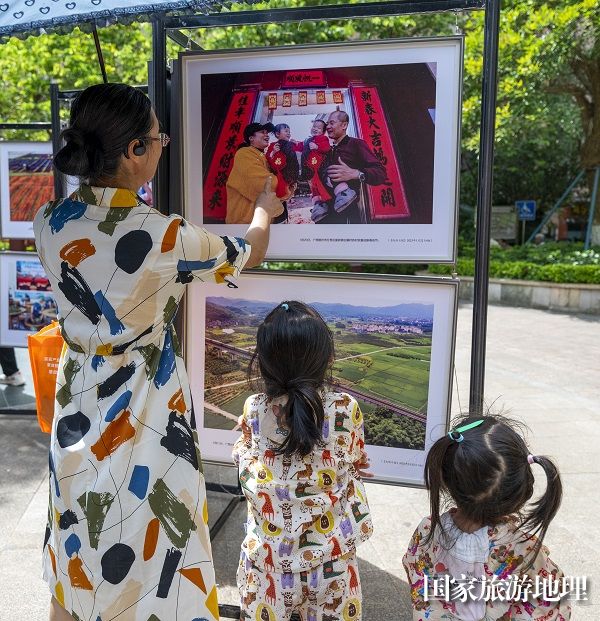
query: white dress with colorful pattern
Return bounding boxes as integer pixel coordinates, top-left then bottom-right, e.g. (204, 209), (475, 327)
(34, 185), (250, 620)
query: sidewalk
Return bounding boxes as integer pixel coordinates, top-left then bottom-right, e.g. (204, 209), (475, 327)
(1, 303), (597, 619)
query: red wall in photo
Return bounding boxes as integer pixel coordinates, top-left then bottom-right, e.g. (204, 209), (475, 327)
(351, 85), (410, 220)
(202, 89), (259, 222)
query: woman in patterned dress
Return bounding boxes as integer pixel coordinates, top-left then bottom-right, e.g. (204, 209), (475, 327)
(34, 83), (283, 621)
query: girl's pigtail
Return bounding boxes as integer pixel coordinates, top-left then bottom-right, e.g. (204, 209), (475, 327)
(423, 435), (455, 545)
(520, 454), (563, 569)
(279, 381), (325, 458)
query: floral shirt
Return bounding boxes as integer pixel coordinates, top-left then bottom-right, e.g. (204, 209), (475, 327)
(403, 512), (571, 620)
(232, 391), (373, 573)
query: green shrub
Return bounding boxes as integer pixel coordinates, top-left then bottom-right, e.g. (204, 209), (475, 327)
(428, 258), (600, 284)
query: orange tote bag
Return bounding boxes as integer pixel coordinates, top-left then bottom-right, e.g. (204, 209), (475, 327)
(27, 321), (65, 433)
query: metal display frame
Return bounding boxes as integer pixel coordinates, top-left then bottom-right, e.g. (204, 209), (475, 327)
(39, 1), (500, 416)
(150, 0), (501, 417)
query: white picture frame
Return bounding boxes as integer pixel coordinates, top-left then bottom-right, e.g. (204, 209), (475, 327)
(187, 271), (458, 487)
(0, 251), (57, 347)
(179, 37), (463, 262)
(0, 142), (55, 239)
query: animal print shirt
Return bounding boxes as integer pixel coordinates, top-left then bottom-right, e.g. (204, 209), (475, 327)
(232, 391), (373, 574)
(403, 512), (572, 620)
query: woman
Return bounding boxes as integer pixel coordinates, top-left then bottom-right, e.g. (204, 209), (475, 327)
(34, 83), (283, 621)
(225, 122), (292, 224)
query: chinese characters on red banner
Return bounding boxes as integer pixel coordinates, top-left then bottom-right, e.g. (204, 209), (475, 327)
(203, 90), (259, 221)
(351, 86), (410, 220)
(281, 70), (327, 88)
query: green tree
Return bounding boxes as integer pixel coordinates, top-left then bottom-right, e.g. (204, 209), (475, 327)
(0, 0), (592, 236)
(0, 24), (151, 140)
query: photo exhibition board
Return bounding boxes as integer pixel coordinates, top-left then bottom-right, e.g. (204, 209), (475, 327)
(0, 142), (55, 239)
(180, 38), (463, 262)
(187, 271), (457, 486)
(0, 252), (57, 347)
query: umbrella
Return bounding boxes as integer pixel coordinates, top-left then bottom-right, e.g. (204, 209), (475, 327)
(0, 0), (259, 41)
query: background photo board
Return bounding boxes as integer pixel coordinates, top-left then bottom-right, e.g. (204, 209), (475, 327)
(0, 142), (55, 239)
(180, 37), (463, 262)
(0, 252), (57, 347)
(187, 271), (457, 486)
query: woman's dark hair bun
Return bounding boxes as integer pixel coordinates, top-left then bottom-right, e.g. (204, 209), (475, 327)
(54, 127), (105, 179)
(52, 83), (153, 182)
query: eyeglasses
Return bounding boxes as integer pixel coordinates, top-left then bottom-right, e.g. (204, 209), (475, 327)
(143, 132), (171, 147)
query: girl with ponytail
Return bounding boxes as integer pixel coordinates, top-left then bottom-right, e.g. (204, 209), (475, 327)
(233, 301), (373, 621)
(403, 415), (571, 620)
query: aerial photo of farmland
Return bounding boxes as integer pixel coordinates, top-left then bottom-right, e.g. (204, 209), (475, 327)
(204, 297), (433, 450)
(8, 151), (54, 221)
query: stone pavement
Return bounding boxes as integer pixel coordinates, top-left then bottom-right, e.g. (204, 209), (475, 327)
(1, 303), (597, 620)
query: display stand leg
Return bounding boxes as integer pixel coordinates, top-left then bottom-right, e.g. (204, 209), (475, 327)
(206, 481), (245, 541)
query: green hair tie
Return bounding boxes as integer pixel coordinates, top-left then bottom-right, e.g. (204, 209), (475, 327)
(447, 419), (484, 443)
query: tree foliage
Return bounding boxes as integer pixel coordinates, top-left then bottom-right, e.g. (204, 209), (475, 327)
(0, 24), (151, 140)
(0, 0), (595, 218)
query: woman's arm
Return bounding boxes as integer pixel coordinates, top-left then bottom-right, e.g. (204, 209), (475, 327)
(244, 177), (283, 268)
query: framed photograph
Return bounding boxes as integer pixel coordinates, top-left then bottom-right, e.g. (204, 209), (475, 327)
(0, 142), (55, 239)
(179, 37), (463, 262)
(187, 271), (457, 487)
(0, 252), (57, 347)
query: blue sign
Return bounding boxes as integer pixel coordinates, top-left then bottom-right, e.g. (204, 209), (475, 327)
(516, 200), (537, 221)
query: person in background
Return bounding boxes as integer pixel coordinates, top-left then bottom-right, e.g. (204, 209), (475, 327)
(0, 347), (25, 386)
(226, 122), (293, 224)
(318, 110), (387, 224)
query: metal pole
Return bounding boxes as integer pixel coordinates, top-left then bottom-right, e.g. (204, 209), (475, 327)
(92, 26), (108, 84)
(526, 170), (585, 243)
(167, 0), (485, 29)
(50, 81), (63, 199)
(584, 167), (600, 250)
(0, 123), (52, 131)
(468, 0), (501, 414)
(151, 17), (170, 215)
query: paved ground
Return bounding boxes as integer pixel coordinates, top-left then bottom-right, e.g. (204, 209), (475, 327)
(1, 302), (597, 620)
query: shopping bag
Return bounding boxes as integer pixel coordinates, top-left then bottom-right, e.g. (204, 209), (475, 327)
(27, 321), (65, 433)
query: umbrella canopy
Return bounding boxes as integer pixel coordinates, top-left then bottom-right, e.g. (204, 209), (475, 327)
(0, 0), (258, 41)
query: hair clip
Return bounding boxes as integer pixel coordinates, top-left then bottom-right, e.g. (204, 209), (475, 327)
(447, 419), (484, 443)
(527, 454), (536, 465)
(281, 303), (289, 311)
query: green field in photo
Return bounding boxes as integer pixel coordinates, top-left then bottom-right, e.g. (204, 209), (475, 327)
(203, 299), (432, 449)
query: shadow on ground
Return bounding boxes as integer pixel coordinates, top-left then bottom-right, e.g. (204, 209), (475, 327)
(0, 415), (48, 497)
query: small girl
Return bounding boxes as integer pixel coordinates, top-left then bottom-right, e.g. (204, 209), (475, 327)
(300, 119), (334, 223)
(233, 301), (373, 621)
(266, 123), (301, 199)
(403, 416), (571, 621)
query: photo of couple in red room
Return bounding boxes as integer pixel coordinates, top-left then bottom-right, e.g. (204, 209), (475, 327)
(201, 64), (436, 226)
